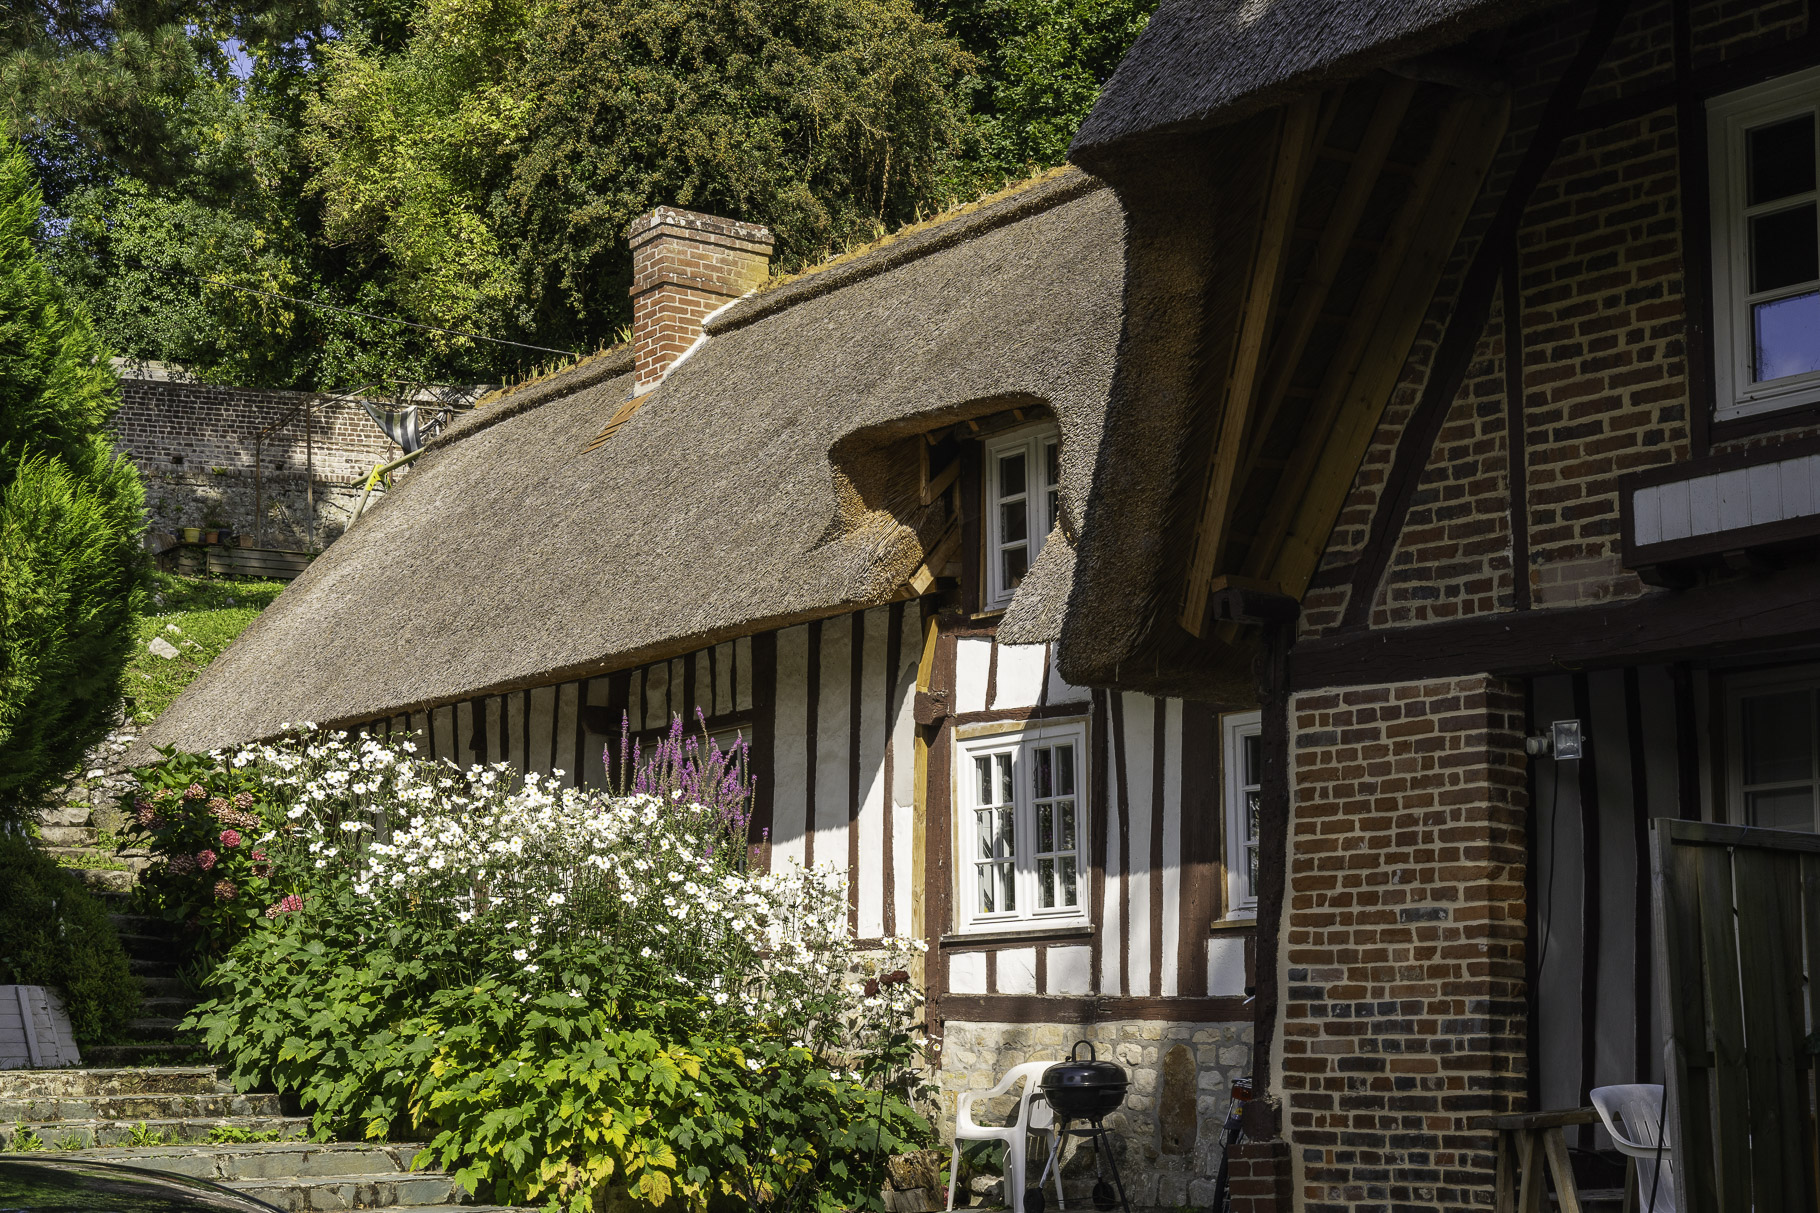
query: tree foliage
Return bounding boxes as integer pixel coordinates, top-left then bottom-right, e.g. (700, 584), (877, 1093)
(0, 137), (146, 820)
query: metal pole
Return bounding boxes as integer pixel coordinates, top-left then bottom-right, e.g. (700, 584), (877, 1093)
(254, 432), (263, 549)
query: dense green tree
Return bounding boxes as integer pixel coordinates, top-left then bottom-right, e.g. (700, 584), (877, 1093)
(0, 137), (146, 822)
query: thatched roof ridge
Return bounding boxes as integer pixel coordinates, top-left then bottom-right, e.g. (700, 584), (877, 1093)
(1071, 0), (1553, 163)
(127, 175), (1125, 762)
(717, 167), (1095, 333)
(435, 345), (634, 448)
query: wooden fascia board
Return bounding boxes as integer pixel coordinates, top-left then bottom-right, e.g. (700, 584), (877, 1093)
(1235, 78), (1418, 497)
(1178, 95), (1321, 636)
(1255, 90), (1512, 603)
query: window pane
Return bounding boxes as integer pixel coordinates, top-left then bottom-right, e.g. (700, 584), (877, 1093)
(1046, 488), (1059, 536)
(997, 806), (1016, 858)
(1243, 733), (1261, 785)
(998, 862), (1016, 912)
(1246, 843), (1259, 899)
(1748, 786), (1816, 831)
(1001, 498), (1028, 544)
(1749, 202), (1819, 292)
(1742, 690), (1814, 784)
(1034, 746), (1053, 799)
(1753, 291), (1820, 381)
(1002, 544), (1028, 589)
(999, 451), (1027, 498)
(1056, 744), (1075, 795)
(1748, 113), (1816, 205)
(975, 755), (991, 806)
(977, 810), (995, 860)
(978, 862), (996, 913)
(1037, 801), (1054, 851)
(1039, 858), (1056, 908)
(996, 754), (1014, 805)
(1246, 789), (1260, 844)
(1060, 856), (1078, 906)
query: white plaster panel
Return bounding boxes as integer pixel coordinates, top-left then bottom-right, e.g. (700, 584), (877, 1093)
(997, 948), (1038, 995)
(993, 644), (1048, 710)
(1161, 698), (1184, 998)
(1046, 656), (1091, 704)
(949, 951), (987, 995)
(891, 600), (922, 936)
(735, 635), (754, 711)
(554, 684), (578, 785)
(1122, 692), (1154, 997)
(1047, 945), (1093, 995)
(858, 607), (892, 938)
(1207, 938), (1247, 997)
(528, 685), (556, 776)
(771, 626), (810, 868)
(955, 637), (993, 714)
(715, 642), (735, 716)
(582, 680), (610, 788)
(643, 662), (668, 730)
(813, 615), (852, 870)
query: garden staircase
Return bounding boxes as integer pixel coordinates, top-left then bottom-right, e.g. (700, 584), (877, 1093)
(0, 1067), (519, 1212)
(87, 909), (203, 1067)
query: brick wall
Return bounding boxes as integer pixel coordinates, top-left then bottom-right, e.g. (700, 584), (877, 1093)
(627, 208), (773, 392)
(1298, 0), (1810, 636)
(1280, 675), (1528, 1213)
(113, 378), (404, 551)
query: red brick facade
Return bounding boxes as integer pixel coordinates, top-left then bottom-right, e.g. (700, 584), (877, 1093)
(1281, 677), (1528, 1212)
(627, 208), (773, 392)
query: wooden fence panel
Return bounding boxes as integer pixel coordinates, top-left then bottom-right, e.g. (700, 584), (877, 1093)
(1652, 820), (1820, 1213)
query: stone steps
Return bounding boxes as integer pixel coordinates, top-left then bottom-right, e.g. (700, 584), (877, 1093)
(0, 1114), (312, 1150)
(0, 1069), (524, 1212)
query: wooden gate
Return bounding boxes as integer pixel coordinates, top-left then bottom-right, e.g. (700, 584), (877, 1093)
(1652, 819), (1820, 1212)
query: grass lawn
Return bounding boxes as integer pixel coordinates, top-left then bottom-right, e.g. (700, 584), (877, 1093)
(124, 572), (287, 725)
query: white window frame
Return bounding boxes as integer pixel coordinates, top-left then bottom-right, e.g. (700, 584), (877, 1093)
(983, 423), (1061, 611)
(1708, 65), (1820, 420)
(954, 720), (1091, 932)
(1222, 711), (1262, 916)
(1724, 664), (1820, 831)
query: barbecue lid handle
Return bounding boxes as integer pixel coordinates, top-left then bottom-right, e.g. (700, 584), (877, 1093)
(1069, 1040), (1097, 1062)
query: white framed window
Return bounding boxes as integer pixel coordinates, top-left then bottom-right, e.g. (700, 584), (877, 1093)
(984, 424), (1061, 611)
(955, 721), (1089, 930)
(1709, 66), (1820, 420)
(1725, 666), (1820, 832)
(1222, 711), (1262, 915)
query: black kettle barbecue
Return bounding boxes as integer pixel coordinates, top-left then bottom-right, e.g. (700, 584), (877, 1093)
(1033, 1041), (1132, 1213)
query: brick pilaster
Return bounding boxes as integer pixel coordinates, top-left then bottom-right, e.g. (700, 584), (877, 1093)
(1282, 674), (1528, 1212)
(627, 207), (773, 393)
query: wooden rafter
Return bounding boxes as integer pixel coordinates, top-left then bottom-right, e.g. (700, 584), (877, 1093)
(1239, 91), (1511, 603)
(1178, 94), (1322, 636)
(1235, 78), (1417, 498)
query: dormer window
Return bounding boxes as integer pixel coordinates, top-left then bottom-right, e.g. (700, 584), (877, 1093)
(984, 424), (1060, 610)
(1709, 66), (1820, 420)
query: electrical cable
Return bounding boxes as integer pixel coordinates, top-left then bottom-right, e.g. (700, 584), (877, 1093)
(204, 280), (583, 358)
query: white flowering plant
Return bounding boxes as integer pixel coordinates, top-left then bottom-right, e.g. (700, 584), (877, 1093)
(175, 715), (933, 1213)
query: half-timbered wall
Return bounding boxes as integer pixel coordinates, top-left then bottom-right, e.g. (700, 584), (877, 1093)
(363, 600), (1258, 1208)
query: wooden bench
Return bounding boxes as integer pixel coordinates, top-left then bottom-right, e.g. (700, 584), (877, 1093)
(1477, 1107), (1635, 1213)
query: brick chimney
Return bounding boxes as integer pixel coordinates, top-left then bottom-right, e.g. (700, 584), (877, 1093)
(628, 207), (774, 393)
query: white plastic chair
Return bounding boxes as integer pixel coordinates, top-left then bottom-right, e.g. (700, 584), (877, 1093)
(1591, 1084), (1675, 1213)
(948, 1060), (1062, 1212)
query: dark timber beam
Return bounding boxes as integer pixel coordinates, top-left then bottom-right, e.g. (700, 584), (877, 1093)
(1179, 95), (1320, 636)
(1289, 565), (1820, 691)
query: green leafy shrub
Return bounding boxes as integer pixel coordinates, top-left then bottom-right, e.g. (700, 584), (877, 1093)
(180, 720), (930, 1212)
(0, 833), (140, 1043)
(0, 136), (146, 822)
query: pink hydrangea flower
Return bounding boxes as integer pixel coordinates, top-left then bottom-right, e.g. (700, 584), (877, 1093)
(197, 849), (217, 871)
(220, 829), (243, 849)
(183, 783), (207, 800)
(214, 879), (237, 900)
(233, 792), (255, 810)
(263, 894), (304, 918)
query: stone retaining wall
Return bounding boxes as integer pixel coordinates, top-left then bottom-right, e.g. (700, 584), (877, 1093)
(937, 1018), (1252, 1212)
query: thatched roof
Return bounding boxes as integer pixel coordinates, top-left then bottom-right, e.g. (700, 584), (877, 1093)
(129, 169), (1124, 759)
(1071, 0), (1554, 165)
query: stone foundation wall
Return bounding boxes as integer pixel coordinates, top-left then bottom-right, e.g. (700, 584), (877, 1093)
(936, 1018), (1252, 1212)
(140, 468), (370, 552)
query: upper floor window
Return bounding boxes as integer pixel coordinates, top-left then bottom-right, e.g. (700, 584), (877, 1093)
(1223, 711), (1262, 914)
(984, 424), (1060, 611)
(1710, 67), (1820, 420)
(1727, 667), (1820, 832)
(956, 721), (1089, 931)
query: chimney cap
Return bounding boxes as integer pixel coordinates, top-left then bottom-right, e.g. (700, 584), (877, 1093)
(628, 207), (774, 252)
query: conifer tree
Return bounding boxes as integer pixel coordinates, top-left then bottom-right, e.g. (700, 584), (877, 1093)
(0, 136), (146, 823)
